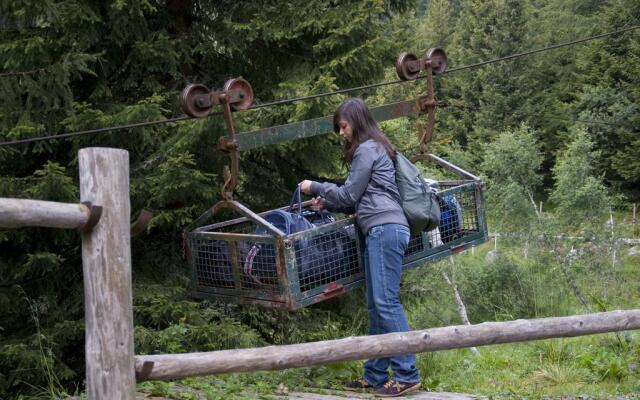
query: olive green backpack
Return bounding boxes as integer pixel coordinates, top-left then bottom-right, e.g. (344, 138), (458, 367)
(394, 152), (441, 236)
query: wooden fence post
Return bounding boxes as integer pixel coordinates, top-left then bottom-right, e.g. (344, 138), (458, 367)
(79, 148), (135, 400)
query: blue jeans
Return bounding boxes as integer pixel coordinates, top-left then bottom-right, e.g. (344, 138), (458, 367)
(362, 224), (420, 386)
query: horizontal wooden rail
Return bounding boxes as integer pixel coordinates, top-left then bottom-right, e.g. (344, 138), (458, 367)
(0, 198), (101, 230)
(135, 309), (640, 381)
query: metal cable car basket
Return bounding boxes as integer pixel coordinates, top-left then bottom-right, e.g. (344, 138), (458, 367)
(185, 155), (488, 310)
(185, 203), (363, 310)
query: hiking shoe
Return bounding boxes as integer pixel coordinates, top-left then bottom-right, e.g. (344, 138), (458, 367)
(343, 378), (373, 391)
(374, 380), (421, 397)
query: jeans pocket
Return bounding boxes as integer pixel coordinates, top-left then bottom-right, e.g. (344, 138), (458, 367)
(396, 226), (410, 251)
(368, 225), (383, 238)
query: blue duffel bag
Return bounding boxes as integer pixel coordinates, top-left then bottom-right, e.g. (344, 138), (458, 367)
(255, 187), (315, 236)
(245, 187), (355, 289)
(439, 194), (463, 243)
(244, 189), (313, 285)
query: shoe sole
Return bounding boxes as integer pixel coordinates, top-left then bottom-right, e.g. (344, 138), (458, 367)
(343, 386), (372, 392)
(374, 382), (421, 397)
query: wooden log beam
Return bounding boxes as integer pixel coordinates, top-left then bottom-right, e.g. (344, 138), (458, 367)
(0, 198), (96, 229)
(80, 148), (136, 400)
(135, 309), (640, 381)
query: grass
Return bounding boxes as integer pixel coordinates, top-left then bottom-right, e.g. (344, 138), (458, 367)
(106, 221), (640, 399)
(135, 334), (640, 399)
(413, 334), (640, 397)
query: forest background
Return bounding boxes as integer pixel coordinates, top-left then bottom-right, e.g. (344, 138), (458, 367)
(1, 0), (639, 398)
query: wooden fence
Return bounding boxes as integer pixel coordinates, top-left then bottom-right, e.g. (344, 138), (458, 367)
(1, 148), (135, 399)
(2, 147), (640, 399)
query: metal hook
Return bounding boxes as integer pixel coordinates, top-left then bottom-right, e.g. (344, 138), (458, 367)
(79, 201), (103, 233)
(417, 60), (437, 155)
(131, 209), (153, 236)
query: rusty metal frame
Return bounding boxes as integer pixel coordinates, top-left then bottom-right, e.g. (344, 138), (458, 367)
(188, 178), (488, 309)
(187, 213), (363, 310)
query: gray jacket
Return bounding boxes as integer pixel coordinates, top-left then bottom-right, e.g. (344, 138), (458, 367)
(310, 139), (408, 234)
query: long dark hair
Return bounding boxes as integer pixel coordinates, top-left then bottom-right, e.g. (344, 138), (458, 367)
(333, 97), (396, 163)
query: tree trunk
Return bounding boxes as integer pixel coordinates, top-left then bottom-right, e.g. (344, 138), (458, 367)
(443, 258), (480, 355)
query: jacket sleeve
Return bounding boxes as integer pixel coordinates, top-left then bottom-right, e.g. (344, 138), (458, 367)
(309, 145), (374, 213)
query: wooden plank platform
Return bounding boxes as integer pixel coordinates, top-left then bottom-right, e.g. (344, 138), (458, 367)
(270, 388), (484, 399)
(68, 387), (484, 399)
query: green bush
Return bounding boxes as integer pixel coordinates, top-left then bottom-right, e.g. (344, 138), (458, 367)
(457, 255), (536, 322)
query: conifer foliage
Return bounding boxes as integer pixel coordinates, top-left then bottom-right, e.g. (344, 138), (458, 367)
(0, 0), (411, 397)
(1, 0), (639, 397)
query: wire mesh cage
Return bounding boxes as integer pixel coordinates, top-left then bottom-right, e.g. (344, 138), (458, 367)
(186, 157), (488, 310)
(403, 179), (488, 269)
(186, 205), (362, 310)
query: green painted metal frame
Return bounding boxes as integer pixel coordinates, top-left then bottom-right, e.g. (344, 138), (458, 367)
(189, 180), (489, 310)
(401, 182), (489, 270)
(188, 175), (489, 310)
(234, 99), (420, 151)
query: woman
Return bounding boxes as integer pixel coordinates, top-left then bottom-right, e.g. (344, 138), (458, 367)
(300, 97), (421, 398)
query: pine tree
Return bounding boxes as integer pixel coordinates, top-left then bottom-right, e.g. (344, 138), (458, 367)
(0, 1), (414, 396)
(550, 128), (608, 228)
(481, 124), (543, 232)
(441, 0), (530, 150)
(516, 0), (602, 165)
(570, 0), (640, 199)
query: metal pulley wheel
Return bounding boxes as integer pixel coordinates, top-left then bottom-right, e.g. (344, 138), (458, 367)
(180, 84), (212, 118)
(395, 52), (421, 81)
(425, 48), (448, 75)
(223, 78), (254, 111)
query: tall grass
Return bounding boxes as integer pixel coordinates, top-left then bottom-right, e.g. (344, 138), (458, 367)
(135, 234), (640, 399)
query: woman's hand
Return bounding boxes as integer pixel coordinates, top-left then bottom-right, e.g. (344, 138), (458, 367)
(299, 180), (313, 194)
(310, 197), (326, 211)
(299, 181), (324, 210)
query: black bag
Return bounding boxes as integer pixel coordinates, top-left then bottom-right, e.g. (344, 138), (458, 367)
(296, 227), (357, 291)
(243, 187), (315, 285)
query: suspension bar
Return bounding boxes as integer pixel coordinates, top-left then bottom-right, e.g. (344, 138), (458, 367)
(235, 99), (420, 151)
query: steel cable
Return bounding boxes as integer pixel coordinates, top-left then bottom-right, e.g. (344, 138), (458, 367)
(1, 24), (638, 147)
(0, 115), (192, 146)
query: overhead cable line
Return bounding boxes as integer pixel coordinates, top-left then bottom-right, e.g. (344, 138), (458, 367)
(0, 68), (46, 77)
(1, 24), (639, 147)
(236, 24), (640, 109)
(248, 79), (405, 110)
(440, 103), (638, 131)
(443, 25), (640, 74)
(0, 115), (192, 146)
